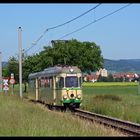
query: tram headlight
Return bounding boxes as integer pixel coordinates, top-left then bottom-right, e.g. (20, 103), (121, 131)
(63, 95), (67, 100)
(77, 94), (81, 99)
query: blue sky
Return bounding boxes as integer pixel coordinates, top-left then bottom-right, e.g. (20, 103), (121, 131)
(0, 3), (140, 61)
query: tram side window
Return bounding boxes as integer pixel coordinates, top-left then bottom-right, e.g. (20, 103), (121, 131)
(49, 77), (53, 88)
(29, 79), (35, 88)
(58, 77), (64, 88)
(45, 77), (50, 87)
(40, 77), (45, 87)
(79, 77), (82, 87)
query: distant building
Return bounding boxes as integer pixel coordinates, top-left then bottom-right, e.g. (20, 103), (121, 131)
(83, 68), (108, 82)
(96, 68), (108, 77)
(84, 69), (139, 82)
(86, 74), (99, 82)
(112, 72), (139, 82)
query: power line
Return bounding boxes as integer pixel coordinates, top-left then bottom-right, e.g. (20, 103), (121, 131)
(24, 4), (101, 53)
(58, 4), (131, 40)
(46, 3), (101, 31)
(26, 4), (131, 55)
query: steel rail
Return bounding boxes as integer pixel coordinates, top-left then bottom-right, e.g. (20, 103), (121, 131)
(74, 108), (140, 136)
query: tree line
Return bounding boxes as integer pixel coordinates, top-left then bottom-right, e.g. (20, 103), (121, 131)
(2, 39), (104, 83)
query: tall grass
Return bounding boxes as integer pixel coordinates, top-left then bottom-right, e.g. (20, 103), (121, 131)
(82, 83), (140, 124)
(1, 82), (138, 135)
(0, 93), (122, 136)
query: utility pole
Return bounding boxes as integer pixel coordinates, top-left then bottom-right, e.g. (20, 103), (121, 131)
(138, 76), (140, 95)
(18, 27), (22, 98)
(0, 52), (2, 92)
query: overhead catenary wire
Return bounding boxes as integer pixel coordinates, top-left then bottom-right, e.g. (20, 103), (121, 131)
(29, 4), (132, 55)
(25, 4), (131, 56)
(24, 4), (101, 53)
(45, 3), (101, 31)
(58, 4), (131, 40)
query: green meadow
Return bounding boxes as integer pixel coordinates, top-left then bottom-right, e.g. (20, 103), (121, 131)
(0, 81), (139, 136)
(82, 82), (140, 124)
(0, 85), (123, 136)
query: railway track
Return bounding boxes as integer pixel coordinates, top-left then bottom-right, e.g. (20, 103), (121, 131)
(24, 97), (140, 136)
(73, 108), (140, 136)
(24, 98), (66, 111)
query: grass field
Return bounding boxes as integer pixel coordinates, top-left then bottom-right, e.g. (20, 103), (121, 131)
(82, 82), (140, 124)
(82, 82), (138, 87)
(0, 93), (122, 136)
(0, 82), (139, 136)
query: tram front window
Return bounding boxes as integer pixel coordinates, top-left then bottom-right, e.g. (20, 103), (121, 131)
(65, 76), (78, 87)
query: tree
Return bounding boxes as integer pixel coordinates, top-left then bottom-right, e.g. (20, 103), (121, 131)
(22, 54), (42, 82)
(17, 39), (104, 83)
(39, 39), (103, 73)
(6, 56), (19, 83)
(97, 75), (108, 82)
(107, 73), (114, 82)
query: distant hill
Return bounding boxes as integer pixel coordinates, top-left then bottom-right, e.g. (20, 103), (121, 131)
(2, 59), (140, 74)
(104, 59), (140, 73)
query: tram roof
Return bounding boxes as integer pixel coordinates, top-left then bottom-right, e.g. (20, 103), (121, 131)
(28, 65), (81, 79)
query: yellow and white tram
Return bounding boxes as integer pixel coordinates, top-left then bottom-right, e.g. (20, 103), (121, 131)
(28, 65), (83, 108)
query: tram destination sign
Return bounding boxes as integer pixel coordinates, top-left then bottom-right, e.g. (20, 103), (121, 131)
(66, 74), (77, 76)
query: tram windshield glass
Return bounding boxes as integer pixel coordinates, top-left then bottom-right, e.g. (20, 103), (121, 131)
(65, 76), (78, 87)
